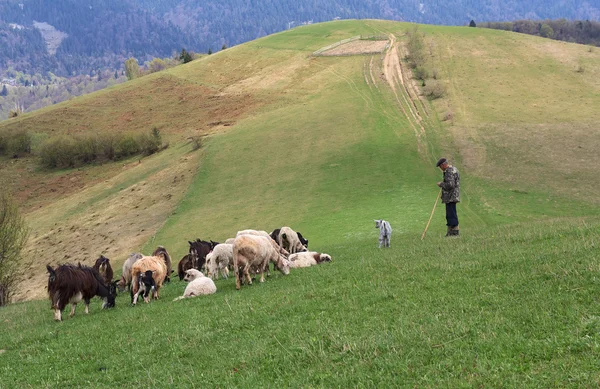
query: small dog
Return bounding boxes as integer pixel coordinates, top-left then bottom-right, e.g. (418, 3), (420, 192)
(375, 220), (392, 248)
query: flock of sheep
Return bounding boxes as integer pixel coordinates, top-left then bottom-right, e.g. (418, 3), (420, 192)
(46, 226), (332, 320)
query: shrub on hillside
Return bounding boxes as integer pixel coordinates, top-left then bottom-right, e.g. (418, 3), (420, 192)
(8, 108), (21, 118)
(74, 134), (101, 163)
(413, 66), (429, 81)
(37, 130), (167, 169)
(99, 133), (118, 160)
(39, 135), (78, 168)
(0, 130), (31, 157)
(406, 26), (426, 69)
(137, 131), (161, 156)
(7, 130), (32, 156)
(116, 134), (140, 158)
(189, 136), (203, 151)
(0, 194), (29, 306)
(423, 80), (447, 99)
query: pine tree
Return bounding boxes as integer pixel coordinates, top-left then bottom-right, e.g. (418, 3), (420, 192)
(0, 85), (8, 97)
(207, 48), (212, 55)
(179, 49), (193, 64)
(222, 44), (227, 50)
(469, 20), (477, 27)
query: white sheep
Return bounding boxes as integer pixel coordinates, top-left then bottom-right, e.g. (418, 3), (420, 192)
(117, 252), (143, 292)
(173, 269), (217, 301)
(205, 243), (233, 280)
(236, 229), (271, 238)
(288, 251), (332, 268)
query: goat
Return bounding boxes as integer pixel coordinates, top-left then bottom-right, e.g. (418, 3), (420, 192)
(132, 270), (156, 304)
(130, 254), (168, 305)
(152, 246), (173, 282)
(177, 253), (197, 281)
(46, 263), (116, 321)
(93, 255), (114, 286)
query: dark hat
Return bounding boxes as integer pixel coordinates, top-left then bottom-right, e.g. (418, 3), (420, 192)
(436, 158), (447, 167)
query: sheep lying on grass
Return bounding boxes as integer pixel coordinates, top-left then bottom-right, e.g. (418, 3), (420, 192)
(173, 269), (217, 301)
(288, 251), (332, 268)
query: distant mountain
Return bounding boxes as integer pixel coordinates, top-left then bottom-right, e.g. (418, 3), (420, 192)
(1, 0), (599, 78)
(0, 0), (194, 77)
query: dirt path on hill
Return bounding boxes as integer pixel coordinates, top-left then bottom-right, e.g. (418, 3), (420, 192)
(380, 34), (431, 159)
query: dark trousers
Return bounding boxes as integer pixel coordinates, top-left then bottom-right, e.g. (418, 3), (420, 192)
(445, 202), (459, 227)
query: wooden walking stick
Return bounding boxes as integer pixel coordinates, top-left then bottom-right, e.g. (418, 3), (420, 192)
(421, 189), (442, 240)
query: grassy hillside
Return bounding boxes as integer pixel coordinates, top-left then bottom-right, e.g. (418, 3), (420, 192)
(2, 219), (599, 387)
(1, 19), (600, 386)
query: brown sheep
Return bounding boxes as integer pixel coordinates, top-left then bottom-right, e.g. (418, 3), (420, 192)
(233, 234), (290, 290)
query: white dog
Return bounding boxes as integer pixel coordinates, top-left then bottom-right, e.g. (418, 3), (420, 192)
(375, 220), (392, 248)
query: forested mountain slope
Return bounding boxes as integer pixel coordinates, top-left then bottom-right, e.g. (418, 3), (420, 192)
(1, 0), (598, 77)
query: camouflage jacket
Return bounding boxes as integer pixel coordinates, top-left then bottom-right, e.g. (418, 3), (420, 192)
(440, 165), (460, 203)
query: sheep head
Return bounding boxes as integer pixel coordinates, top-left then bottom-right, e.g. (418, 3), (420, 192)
(275, 256), (290, 275)
(184, 268), (204, 282)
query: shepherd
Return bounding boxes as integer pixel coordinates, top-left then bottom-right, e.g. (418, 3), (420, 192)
(436, 158), (461, 236)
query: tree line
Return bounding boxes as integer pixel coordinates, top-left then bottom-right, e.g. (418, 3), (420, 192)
(478, 19), (600, 46)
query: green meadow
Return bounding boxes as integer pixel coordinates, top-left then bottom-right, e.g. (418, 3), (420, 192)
(1, 20), (600, 387)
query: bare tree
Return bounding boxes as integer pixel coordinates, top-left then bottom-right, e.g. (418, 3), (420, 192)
(0, 195), (29, 306)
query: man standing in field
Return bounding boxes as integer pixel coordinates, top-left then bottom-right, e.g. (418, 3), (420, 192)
(436, 158), (460, 236)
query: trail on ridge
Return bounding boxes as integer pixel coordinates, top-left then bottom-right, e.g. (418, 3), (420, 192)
(379, 33), (432, 160)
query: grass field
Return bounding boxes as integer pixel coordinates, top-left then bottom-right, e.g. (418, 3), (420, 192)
(2, 219), (600, 387)
(1, 19), (600, 387)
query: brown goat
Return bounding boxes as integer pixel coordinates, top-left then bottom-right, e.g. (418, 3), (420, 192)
(131, 254), (168, 304)
(177, 254), (197, 281)
(93, 255), (114, 286)
(152, 246), (173, 283)
(46, 263), (116, 321)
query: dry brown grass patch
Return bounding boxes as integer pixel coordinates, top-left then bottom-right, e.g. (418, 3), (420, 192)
(320, 40), (388, 56)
